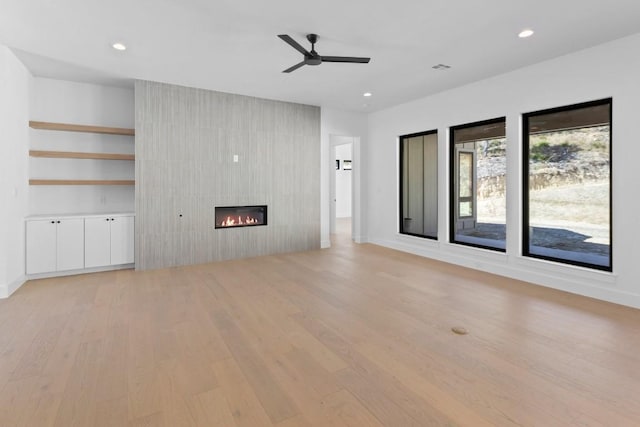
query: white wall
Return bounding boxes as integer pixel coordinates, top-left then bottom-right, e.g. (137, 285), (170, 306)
(321, 107), (367, 247)
(29, 78), (135, 215)
(335, 142), (352, 218)
(367, 33), (640, 308)
(0, 46), (31, 298)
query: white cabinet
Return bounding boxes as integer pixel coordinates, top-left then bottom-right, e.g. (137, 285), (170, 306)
(26, 213), (134, 276)
(26, 218), (84, 274)
(85, 215), (134, 268)
(109, 216), (135, 265)
(57, 220), (86, 271)
(26, 220), (56, 274)
(84, 217), (111, 268)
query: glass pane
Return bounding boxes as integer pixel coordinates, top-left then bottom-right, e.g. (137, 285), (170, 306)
(459, 152), (473, 198)
(459, 201), (472, 217)
(400, 132), (438, 239)
(451, 119), (506, 251)
(526, 102), (610, 270)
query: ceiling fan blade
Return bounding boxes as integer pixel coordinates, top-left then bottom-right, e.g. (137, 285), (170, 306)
(321, 56), (370, 64)
(278, 34), (310, 56)
(282, 61), (306, 73)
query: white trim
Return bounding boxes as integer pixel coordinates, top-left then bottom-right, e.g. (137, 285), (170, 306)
(354, 235), (368, 244)
(25, 263), (134, 281)
(368, 236), (636, 308)
(0, 275), (27, 298)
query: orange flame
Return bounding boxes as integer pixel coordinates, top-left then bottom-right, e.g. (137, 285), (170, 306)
(220, 215), (259, 227)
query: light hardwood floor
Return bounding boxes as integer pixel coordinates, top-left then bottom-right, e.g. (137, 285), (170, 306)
(1, 224), (639, 426)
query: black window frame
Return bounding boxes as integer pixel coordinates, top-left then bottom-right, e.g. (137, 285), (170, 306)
(522, 98), (612, 272)
(399, 129), (438, 240)
(449, 117), (507, 252)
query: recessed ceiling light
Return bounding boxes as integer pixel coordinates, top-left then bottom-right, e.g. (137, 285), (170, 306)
(518, 29), (534, 38)
(112, 42), (127, 51)
(363, 92), (372, 97)
(432, 64), (451, 70)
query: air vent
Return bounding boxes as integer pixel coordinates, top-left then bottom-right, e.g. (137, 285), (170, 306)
(432, 64), (451, 70)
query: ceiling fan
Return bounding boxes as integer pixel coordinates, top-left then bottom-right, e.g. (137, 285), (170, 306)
(278, 34), (370, 73)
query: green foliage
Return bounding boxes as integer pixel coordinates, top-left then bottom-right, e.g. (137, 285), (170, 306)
(530, 140), (580, 163)
(531, 141), (551, 161)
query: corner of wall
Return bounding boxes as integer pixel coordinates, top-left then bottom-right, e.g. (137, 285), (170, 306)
(0, 275), (27, 299)
(0, 45), (31, 298)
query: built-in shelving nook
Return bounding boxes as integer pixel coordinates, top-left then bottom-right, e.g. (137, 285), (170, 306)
(28, 120), (135, 186)
(26, 80), (136, 277)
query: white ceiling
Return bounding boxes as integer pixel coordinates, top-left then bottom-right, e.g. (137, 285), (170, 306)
(2, 0), (640, 112)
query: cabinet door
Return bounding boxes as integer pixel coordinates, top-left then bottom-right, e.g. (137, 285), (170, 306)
(26, 220), (57, 274)
(85, 217), (111, 268)
(56, 219), (85, 271)
(110, 216), (135, 265)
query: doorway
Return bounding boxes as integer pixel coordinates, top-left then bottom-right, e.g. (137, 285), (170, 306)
(330, 136), (354, 239)
(334, 142), (352, 236)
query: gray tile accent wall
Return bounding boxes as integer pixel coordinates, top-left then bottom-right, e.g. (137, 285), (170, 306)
(135, 81), (320, 270)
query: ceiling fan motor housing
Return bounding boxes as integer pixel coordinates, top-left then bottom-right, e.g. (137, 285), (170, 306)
(305, 34), (321, 65)
(305, 56), (322, 66)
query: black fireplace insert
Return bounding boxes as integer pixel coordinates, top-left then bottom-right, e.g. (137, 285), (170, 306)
(215, 205), (267, 229)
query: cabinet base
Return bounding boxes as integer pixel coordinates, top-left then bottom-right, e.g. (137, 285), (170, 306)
(26, 264), (134, 281)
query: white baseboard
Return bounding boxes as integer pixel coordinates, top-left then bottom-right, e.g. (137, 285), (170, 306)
(353, 235), (367, 244)
(321, 239), (331, 249)
(0, 275), (27, 299)
(368, 236), (640, 310)
(26, 264), (134, 281)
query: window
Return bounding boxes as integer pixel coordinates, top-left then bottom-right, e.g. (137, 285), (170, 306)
(450, 118), (507, 251)
(523, 99), (611, 271)
(399, 130), (438, 239)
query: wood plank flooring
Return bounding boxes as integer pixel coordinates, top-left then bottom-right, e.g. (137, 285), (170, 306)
(1, 222), (639, 426)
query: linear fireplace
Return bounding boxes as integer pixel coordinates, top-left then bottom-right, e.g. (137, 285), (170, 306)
(215, 205), (267, 229)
